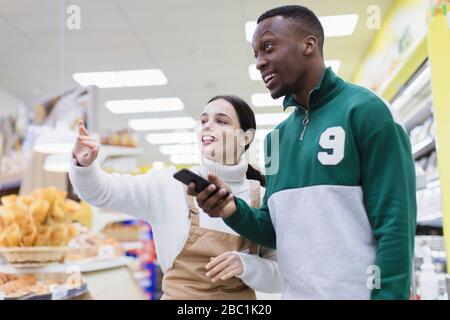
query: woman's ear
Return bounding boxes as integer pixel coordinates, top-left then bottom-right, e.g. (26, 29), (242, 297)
(243, 129), (255, 148)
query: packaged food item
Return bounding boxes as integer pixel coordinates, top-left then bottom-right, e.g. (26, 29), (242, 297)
(0, 272), (87, 300)
(0, 273), (36, 297)
(65, 225), (123, 262)
(100, 129), (138, 147)
(102, 220), (150, 242)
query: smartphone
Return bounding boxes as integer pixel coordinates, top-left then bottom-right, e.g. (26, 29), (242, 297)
(173, 169), (229, 197)
(173, 169), (213, 193)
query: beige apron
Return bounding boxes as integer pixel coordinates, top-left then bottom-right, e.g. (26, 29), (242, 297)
(161, 180), (261, 300)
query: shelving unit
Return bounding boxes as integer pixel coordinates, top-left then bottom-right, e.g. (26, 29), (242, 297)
(376, 10), (450, 298)
(97, 145), (143, 162)
(412, 137), (435, 161)
(0, 172), (22, 192)
(0, 256), (132, 274)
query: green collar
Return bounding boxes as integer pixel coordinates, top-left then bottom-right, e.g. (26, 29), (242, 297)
(282, 67), (344, 111)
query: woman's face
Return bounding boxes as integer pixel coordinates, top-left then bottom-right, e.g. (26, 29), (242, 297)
(197, 99), (253, 165)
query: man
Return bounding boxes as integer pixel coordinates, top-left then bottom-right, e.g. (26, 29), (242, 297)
(188, 5), (416, 299)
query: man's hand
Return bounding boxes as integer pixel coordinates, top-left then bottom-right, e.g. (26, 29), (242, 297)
(187, 174), (236, 218)
(205, 251), (244, 282)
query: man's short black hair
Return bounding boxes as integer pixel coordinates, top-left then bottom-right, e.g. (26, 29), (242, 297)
(257, 5), (324, 52)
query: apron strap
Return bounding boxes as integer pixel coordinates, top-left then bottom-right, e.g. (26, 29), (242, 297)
(183, 186), (200, 226)
(249, 180), (261, 208)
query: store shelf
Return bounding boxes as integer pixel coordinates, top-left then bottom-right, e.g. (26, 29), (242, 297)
(0, 173), (22, 191)
(121, 242), (144, 251)
(378, 37), (428, 102)
(404, 95), (433, 132)
(413, 137), (435, 160)
(0, 256), (132, 275)
(98, 145), (143, 161)
(417, 211), (443, 228)
(91, 207), (138, 234)
(427, 172), (440, 185)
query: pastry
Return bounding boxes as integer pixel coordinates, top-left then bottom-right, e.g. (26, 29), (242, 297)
(50, 224), (69, 246)
(0, 187), (83, 247)
(34, 225), (52, 246)
(29, 200), (49, 225)
(0, 194), (18, 207)
(20, 222), (37, 247)
(0, 207), (16, 227)
(0, 223), (21, 247)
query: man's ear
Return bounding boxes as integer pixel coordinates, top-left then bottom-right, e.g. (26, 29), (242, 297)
(303, 35), (318, 55)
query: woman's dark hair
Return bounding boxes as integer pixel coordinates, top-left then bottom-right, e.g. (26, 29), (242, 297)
(207, 95), (266, 187)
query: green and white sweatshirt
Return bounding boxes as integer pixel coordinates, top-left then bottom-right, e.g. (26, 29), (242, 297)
(225, 67), (416, 300)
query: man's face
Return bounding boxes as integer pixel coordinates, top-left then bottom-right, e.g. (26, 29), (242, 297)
(252, 16), (308, 99)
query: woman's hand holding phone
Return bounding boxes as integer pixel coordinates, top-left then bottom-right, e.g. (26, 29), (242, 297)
(72, 119), (99, 167)
(186, 173), (236, 219)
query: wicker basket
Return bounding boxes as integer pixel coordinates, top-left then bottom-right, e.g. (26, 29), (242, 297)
(0, 247), (68, 267)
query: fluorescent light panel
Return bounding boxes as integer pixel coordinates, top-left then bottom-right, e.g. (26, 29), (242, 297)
(245, 14), (359, 42)
(251, 93), (283, 107)
(106, 98), (184, 114)
(159, 144), (199, 155)
(146, 132), (198, 145)
(152, 161), (165, 170)
(35, 143), (74, 154)
(170, 154), (200, 165)
(129, 117), (196, 131)
(255, 129), (272, 140)
(255, 113), (290, 126)
(320, 15), (359, 37)
(73, 69), (168, 88)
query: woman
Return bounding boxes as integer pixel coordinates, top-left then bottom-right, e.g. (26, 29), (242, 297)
(69, 95), (282, 299)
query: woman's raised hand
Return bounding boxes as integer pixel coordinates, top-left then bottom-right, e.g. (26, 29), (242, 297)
(72, 119), (99, 167)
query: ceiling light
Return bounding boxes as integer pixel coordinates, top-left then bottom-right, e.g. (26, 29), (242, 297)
(169, 154), (200, 165)
(255, 113), (290, 126)
(34, 122), (77, 154)
(255, 129), (272, 140)
(106, 98), (184, 114)
(159, 144), (199, 155)
(152, 161), (165, 170)
(319, 15), (359, 37)
(73, 69), (168, 88)
(251, 93), (283, 107)
(146, 132), (198, 145)
(128, 117), (196, 131)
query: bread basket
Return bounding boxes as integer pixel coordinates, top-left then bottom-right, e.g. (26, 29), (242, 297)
(0, 247), (68, 267)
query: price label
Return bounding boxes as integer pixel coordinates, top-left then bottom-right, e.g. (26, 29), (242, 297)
(66, 265), (82, 289)
(50, 284), (69, 300)
(98, 244), (115, 259)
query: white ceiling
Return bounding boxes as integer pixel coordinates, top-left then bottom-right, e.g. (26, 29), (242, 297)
(0, 0), (393, 164)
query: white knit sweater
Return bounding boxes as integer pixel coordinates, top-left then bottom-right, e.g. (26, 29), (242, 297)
(69, 156), (282, 294)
